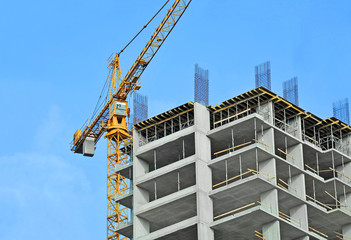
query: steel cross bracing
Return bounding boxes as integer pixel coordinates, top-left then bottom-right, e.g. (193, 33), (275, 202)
(107, 134), (132, 240)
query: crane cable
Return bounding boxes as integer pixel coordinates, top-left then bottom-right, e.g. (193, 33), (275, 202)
(91, 0), (170, 120)
(118, 0), (170, 55)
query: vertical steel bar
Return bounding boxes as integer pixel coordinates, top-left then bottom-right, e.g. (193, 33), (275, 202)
(316, 152), (320, 175)
(177, 171), (180, 191)
(239, 155), (242, 179)
(154, 150), (157, 171)
(154, 180), (157, 200)
(231, 128), (235, 150)
(313, 180), (316, 202)
(182, 139), (185, 159)
(225, 159), (228, 185)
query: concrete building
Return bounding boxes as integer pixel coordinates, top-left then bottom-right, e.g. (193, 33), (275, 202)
(116, 87), (351, 240)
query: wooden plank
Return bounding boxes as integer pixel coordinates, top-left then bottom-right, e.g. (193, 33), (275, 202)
(277, 148), (295, 160)
(309, 227), (328, 238)
(214, 202), (257, 220)
(248, 168), (276, 179)
(331, 168), (351, 181)
(325, 191), (340, 204)
(212, 170), (253, 188)
(214, 141), (252, 156)
(305, 164), (317, 173)
(214, 108), (251, 125)
(306, 195), (333, 210)
(303, 134), (319, 144)
(278, 178), (289, 186)
(253, 139), (271, 148)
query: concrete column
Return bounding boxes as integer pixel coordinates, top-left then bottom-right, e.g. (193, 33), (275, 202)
(134, 217), (150, 237)
(290, 173), (306, 199)
(133, 128), (150, 238)
(342, 134), (351, 156)
(287, 116), (302, 140)
(259, 158), (276, 184)
(337, 162), (351, 184)
(287, 143), (304, 169)
(258, 101), (274, 125)
(133, 186), (151, 237)
(258, 128), (275, 154)
(260, 189), (279, 215)
(342, 224), (351, 238)
(262, 220), (280, 240)
(133, 131), (141, 149)
(290, 204), (308, 231)
(256, 102), (275, 155)
(340, 193), (351, 211)
(194, 103), (214, 240)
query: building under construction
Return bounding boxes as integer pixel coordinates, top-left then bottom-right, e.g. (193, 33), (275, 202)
(70, 1), (351, 239)
(113, 87), (351, 239)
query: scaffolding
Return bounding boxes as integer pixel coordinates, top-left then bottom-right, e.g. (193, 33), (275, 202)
(333, 98), (350, 124)
(255, 61), (271, 90)
(283, 77), (299, 106)
(194, 64), (209, 106)
(133, 92), (148, 125)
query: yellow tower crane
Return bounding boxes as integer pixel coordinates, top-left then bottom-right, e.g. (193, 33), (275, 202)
(70, 1), (192, 239)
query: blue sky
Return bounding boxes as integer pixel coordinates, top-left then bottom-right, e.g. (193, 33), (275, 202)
(1, 0), (351, 239)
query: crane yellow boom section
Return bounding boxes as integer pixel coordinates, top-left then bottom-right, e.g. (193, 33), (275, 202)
(115, 0), (192, 100)
(71, 0), (192, 154)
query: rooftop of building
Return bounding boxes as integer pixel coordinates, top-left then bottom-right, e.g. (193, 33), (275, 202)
(134, 87), (351, 139)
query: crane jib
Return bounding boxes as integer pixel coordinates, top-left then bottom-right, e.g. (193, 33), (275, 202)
(71, 0), (192, 156)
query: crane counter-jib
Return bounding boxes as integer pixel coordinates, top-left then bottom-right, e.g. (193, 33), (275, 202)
(71, 98), (110, 154)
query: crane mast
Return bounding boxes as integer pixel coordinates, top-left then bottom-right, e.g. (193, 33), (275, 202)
(70, 1), (192, 240)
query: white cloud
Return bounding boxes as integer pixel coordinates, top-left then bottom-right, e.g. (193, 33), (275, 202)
(0, 151), (97, 239)
(33, 105), (65, 151)
(0, 103), (105, 239)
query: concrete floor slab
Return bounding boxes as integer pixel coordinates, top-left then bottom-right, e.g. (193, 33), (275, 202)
(136, 187), (197, 231)
(138, 217), (197, 240)
(136, 126), (195, 156)
(115, 191), (133, 209)
(212, 206), (313, 240)
(115, 161), (133, 179)
(136, 155), (195, 185)
(210, 175), (275, 216)
(115, 222), (133, 239)
(137, 163), (196, 201)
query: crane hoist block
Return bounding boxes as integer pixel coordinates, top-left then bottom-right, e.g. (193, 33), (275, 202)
(83, 137), (95, 157)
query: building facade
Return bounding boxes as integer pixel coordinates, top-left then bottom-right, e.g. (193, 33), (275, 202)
(116, 87), (351, 240)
